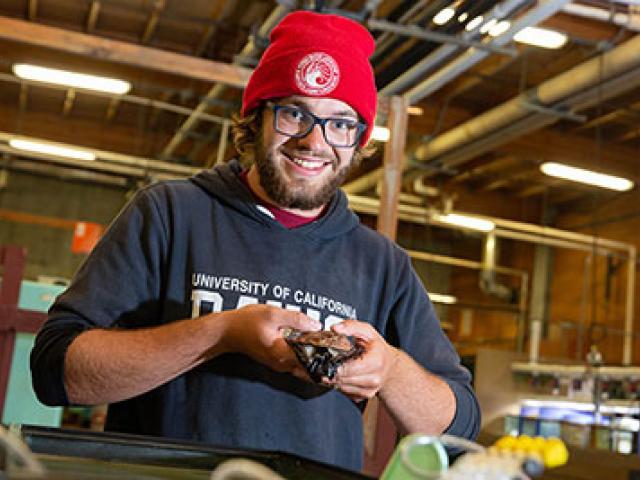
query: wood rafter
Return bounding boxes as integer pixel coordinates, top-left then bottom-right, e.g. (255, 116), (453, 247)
(105, 97), (121, 122)
(577, 99), (640, 131)
(27, 0), (37, 20)
(479, 166), (539, 192)
(86, 1), (101, 33)
(617, 126), (640, 143)
(449, 155), (521, 184)
(18, 83), (29, 111)
(502, 128), (640, 182)
(62, 89), (76, 116)
(142, 0), (165, 45)
(439, 54), (521, 101)
(0, 16), (253, 88)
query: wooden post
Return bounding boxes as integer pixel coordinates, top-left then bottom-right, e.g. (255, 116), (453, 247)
(363, 95), (409, 476)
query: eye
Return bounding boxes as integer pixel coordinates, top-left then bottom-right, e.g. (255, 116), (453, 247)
(330, 119), (357, 131)
(282, 106), (306, 122)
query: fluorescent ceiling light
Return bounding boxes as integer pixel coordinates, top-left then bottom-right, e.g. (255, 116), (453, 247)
(407, 106), (423, 116)
(513, 27), (568, 49)
(433, 7), (455, 25)
(371, 126), (390, 142)
(9, 139), (96, 161)
(488, 20), (511, 37)
(435, 213), (495, 232)
(13, 63), (131, 94)
(480, 18), (497, 34)
(457, 12), (468, 23)
(429, 293), (457, 304)
(540, 162), (634, 191)
(465, 16), (483, 31)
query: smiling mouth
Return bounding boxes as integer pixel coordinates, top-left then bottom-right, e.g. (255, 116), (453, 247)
(283, 151), (333, 171)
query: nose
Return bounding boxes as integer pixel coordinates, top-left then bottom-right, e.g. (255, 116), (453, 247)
(297, 123), (328, 151)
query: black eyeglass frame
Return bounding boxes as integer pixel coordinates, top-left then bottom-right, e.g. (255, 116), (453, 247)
(266, 102), (367, 148)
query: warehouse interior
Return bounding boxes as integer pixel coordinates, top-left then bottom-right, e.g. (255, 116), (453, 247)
(1, 0), (640, 478)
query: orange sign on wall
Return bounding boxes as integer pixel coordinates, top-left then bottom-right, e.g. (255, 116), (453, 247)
(71, 222), (104, 254)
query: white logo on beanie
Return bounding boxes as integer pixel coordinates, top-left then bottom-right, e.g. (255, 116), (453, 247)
(295, 52), (340, 96)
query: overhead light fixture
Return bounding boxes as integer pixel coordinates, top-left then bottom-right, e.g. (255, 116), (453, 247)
(540, 162), (634, 191)
(465, 15), (483, 31)
(433, 7), (456, 25)
(480, 18), (497, 34)
(513, 27), (567, 49)
(9, 139), (96, 161)
(488, 20), (511, 37)
(12, 63), (131, 94)
(435, 213), (496, 232)
(407, 106), (424, 116)
(371, 126), (390, 142)
(458, 12), (469, 23)
(429, 293), (457, 304)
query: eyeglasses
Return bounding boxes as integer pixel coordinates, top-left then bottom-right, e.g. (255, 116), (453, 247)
(268, 102), (367, 148)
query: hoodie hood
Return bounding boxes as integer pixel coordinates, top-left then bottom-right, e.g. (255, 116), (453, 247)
(191, 159), (360, 240)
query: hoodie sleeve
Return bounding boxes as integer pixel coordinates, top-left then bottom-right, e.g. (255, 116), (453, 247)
(387, 251), (481, 440)
(30, 187), (168, 406)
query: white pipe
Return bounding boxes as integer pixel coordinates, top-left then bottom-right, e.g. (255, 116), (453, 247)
(415, 32), (640, 163)
(562, 3), (640, 32)
(0, 131), (200, 178)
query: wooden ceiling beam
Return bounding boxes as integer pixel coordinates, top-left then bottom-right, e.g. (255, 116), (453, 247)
(502, 128), (640, 182)
(105, 97), (121, 122)
(0, 16), (252, 88)
(27, 0), (37, 21)
(86, 1), (101, 33)
(18, 83), (29, 111)
(449, 155), (521, 184)
(141, 0), (165, 45)
(576, 99), (640, 131)
(61, 89), (76, 116)
(617, 126), (640, 143)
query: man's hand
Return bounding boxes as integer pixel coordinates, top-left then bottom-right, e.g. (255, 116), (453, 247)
(219, 304), (321, 378)
(322, 320), (400, 402)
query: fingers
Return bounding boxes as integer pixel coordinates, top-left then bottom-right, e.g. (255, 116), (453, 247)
(281, 311), (322, 332)
(332, 319), (378, 341)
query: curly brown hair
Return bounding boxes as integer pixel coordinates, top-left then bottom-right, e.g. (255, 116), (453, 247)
(231, 106), (376, 167)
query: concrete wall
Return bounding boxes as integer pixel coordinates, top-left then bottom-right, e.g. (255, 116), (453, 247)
(0, 170), (128, 280)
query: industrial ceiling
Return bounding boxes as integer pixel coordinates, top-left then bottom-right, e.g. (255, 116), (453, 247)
(0, 0), (639, 212)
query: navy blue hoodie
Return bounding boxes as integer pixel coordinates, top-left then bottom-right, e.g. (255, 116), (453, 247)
(31, 160), (479, 471)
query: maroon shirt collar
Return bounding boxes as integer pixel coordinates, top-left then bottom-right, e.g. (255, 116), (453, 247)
(239, 170), (323, 229)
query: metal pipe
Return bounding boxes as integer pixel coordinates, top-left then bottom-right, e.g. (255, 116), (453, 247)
(0, 132), (200, 177)
(160, 4), (292, 158)
(380, 0), (531, 97)
(418, 64), (640, 170)
(562, 3), (640, 32)
(367, 18), (518, 56)
(370, 0), (431, 63)
(0, 72), (229, 125)
(408, 249), (527, 276)
(403, 0), (570, 103)
(415, 32), (640, 163)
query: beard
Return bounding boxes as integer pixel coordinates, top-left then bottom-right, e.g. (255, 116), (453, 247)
(254, 136), (352, 210)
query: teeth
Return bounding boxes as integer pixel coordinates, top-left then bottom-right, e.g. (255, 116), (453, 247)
(291, 157), (325, 169)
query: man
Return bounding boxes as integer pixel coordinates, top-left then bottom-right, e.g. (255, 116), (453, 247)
(31, 10), (479, 472)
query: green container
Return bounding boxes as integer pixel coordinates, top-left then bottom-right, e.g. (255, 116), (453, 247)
(380, 434), (448, 479)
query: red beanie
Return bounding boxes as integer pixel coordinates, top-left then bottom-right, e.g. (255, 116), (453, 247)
(241, 10), (377, 146)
